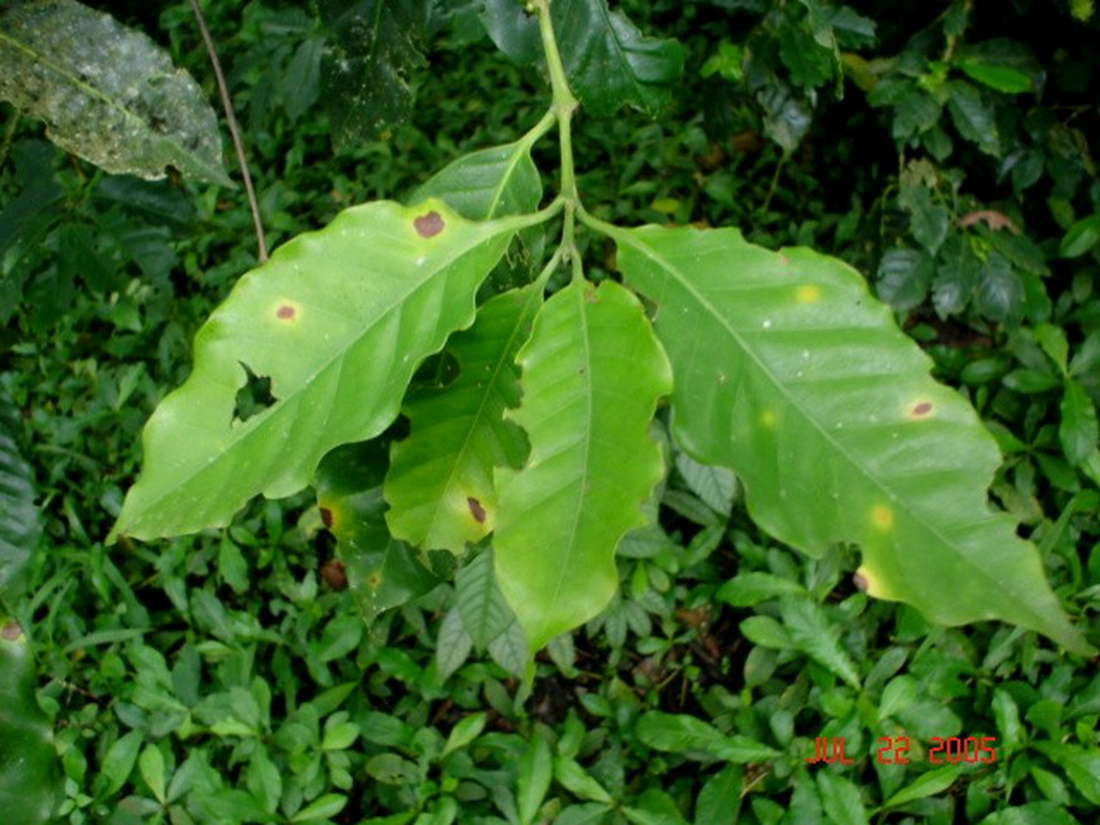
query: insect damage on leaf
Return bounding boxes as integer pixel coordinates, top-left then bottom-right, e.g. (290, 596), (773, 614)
(232, 362), (277, 424)
(414, 210), (445, 238)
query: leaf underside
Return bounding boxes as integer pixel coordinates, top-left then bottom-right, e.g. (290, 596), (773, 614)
(0, 0), (230, 185)
(494, 279), (672, 653)
(385, 285), (538, 552)
(111, 199), (516, 541)
(611, 223), (1092, 655)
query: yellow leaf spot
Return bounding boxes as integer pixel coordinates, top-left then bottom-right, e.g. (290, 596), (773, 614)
(854, 564), (889, 597)
(795, 284), (821, 303)
(870, 504), (893, 530)
(761, 409), (776, 428)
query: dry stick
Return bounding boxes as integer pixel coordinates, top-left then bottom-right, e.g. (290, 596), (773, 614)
(189, 0), (268, 263)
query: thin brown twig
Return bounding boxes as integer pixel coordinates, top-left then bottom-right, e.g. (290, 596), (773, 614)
(189, 0), (268, 263)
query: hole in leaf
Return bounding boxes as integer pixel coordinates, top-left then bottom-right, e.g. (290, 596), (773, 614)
(414, 211), (444, 238)
(467, 497), (486, 524)
(233, 362), (277, 424)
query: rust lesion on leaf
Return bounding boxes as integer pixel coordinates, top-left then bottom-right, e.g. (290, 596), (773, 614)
(908, 400), (934, 418)
(273, 299), (301, 322)
(414, 210), (445, 238)
(467, 496), (487, 524)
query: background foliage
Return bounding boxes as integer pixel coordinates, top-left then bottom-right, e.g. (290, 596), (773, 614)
(1, 0), (1098, 823)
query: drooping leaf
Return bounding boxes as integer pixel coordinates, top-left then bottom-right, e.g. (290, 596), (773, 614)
(385, 286), (537, 552)
(550, 0), (686, 118)
(607, 222), (1093, 655)
(0, 0), (231, 185)
(494, 279), (672, 653)
(318, 0), (431, 146)
(0, 620), (61, 825)
(111, 199), (525, 541)
(315, 443), (443, 625)
(0, 392), (41, 611)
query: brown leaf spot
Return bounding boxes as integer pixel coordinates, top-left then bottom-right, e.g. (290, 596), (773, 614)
(320, 507), (334, 529)
(414, 211), (445, 238)
(276, 304), (296, 320)
(467, 497), (486, 524)
(2, 620), (21, 641)
(321, 559), (348, 590)
(911, 401), (933, 417)
(367, 571), (383, 589)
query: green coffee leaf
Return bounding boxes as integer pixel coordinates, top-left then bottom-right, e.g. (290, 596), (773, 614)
(494, 279), (672, 653)
(385, 286), (539, 552)
(551, 0), (686, 117)
(0, 621), (61, 825)
(413, 136), (543, 222)
(0, 393), (40, 611)
(315, 475), (441, 626)
(609, 223), (1093, 655)
(112, 200), (522, 541)
(318, 0), (430, 146)
(0, 0), (231, 185)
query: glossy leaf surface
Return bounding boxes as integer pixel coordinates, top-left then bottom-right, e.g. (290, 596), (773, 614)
(0, 0), (230, 185)
(412, 134), (543, 221)
(112, 200), (519, 541)
(494, 279), (672, 652)
(0, 621), (61, 825)
(610, 223), (1093, 654)
(386, 286), (538, 552)
(551, 0), (685, 117)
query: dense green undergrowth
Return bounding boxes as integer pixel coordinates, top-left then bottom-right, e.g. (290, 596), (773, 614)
(1, 1), (1099, 823)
